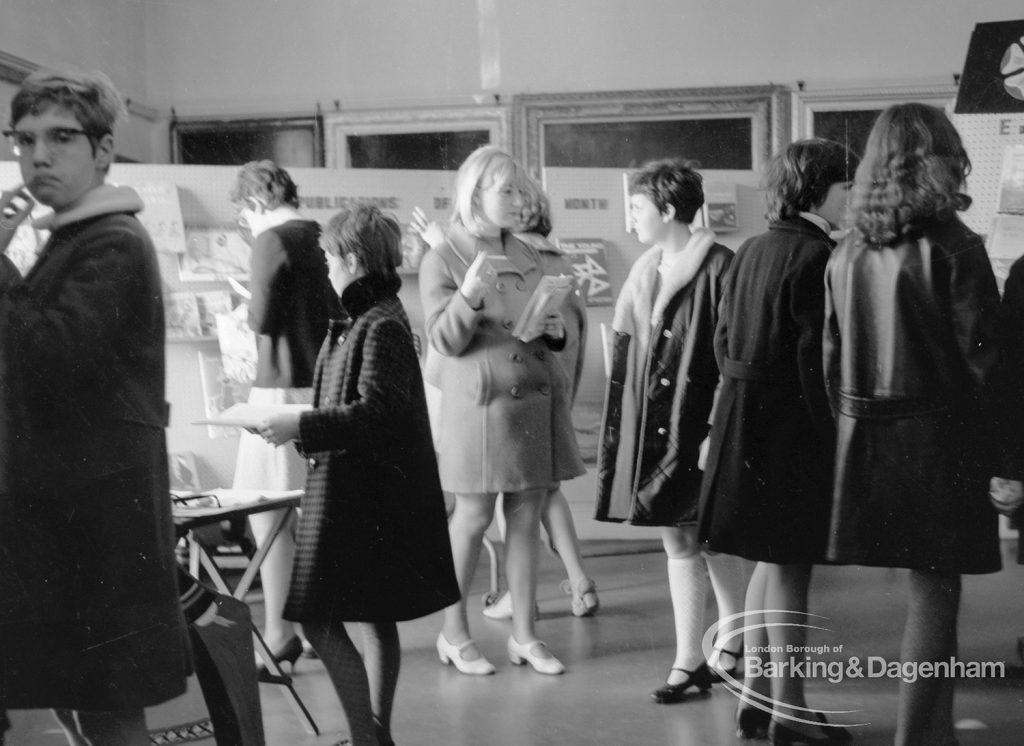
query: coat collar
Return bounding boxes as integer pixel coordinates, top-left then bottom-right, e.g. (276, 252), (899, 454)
(444, 224), (538, 277)
(613, 227), (717, 335)
(33, 184), (144, 232)
(339, 273), (401, 320)
(770, 215), (836, 247)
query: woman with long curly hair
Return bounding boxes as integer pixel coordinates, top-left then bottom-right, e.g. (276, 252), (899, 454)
(824, 103), (1003, 746)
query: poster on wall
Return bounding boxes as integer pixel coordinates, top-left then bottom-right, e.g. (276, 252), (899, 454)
(955, 20), (1024, 114)
(557, 238), (612, 306)
(997, 144), (1024, 214)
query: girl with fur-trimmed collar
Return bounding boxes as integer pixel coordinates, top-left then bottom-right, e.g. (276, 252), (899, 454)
(595, 159), (747, 705)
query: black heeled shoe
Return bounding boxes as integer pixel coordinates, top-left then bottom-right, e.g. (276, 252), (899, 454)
(736, 706), (772, 739)
(710, 645), (742, 682)
(257, 635), (303, 683)
(768, 712), (851, 746)
(649, 662), (713, 704)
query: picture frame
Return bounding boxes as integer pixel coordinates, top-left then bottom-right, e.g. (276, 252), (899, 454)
(323, 105), (511, 170)
(170, 115), (323, 167)
(512, 85), (790, 179)
(791, 81), (958, 157)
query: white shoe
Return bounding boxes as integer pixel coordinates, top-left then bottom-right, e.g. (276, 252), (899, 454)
(482, 590), (540, 621)
(482, 590), (514, 619)
(436, 633), (496, 675)
(507, 636), (565, 675)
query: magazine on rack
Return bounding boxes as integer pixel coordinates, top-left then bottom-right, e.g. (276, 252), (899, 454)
(512, 274), (574, 343)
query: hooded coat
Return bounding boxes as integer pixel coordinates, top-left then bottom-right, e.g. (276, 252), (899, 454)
(596, 229), (732, 525)
(0, 186), (190, 709)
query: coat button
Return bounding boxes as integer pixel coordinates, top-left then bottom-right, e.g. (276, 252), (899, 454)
(496, 281), (506, 292)
(657, 427), (668, 435)
(663, 329), (673, 338)
(503, 319), (515, 330)
(539, 384), (551, 396)
(508, 352), (523, 362)
(660, 377), (671, 387)
(534, 350), (546, 361)
(510, 385), (522, 398)
(515, 279), (526, 291)
(308, 458), (318, 469)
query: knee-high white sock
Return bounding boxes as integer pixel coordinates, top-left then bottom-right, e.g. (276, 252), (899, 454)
(667, 556), (708, 675)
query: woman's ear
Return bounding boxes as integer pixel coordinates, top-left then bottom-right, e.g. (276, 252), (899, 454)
(661, 204), (677, 223)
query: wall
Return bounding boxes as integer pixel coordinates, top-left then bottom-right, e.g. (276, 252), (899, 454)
(141, 0), (1024, 116)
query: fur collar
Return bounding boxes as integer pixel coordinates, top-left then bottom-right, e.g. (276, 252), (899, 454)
(33, 184), (144, 231)
(612, 228), (716, 340)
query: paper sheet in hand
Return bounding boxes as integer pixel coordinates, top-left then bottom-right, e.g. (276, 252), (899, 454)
(512, 274), (574, 342)
(191, 402), (311, 428)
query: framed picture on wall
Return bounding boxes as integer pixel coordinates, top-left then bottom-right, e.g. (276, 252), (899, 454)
(792, 82), (958, 157)
(323, 105), (511, 170)
(171, 115), (323, 167)
(512, 86), (790, 179)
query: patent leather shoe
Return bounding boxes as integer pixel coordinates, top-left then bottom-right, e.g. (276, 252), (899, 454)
(257, 634), (303, 682)
(436, 633), (496, 675)
(768, 712), (851, 745)
(649, 662), (713, 704)
(507, 636), (565, 675)
(709, 644), (741, 681)
(736, 705), (771, 739)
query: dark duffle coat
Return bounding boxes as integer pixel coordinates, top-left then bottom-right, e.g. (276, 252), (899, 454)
(823, 219), (1001, 574)
(418, 226), (585, 494)
(284, 274), (459, 623)
(0, 187), (190, 710)
(596, 230), (732, 525)
(697, 217), (837, 564)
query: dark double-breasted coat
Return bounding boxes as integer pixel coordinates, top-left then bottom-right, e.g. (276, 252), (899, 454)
(0, 187), (190, 710)
(596, 230), (732, 525)
(697, 217), (837, 564)
(284, 274), (459, 622)
(824, 218), (1001, 574)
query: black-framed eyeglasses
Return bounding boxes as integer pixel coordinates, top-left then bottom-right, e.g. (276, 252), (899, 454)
(3, 127), (92, 157)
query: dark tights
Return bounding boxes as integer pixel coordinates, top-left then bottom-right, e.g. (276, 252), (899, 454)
(303, 619), (400, 746)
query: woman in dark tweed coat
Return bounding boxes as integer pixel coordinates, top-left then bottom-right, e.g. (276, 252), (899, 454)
(260, 206), (458, 746)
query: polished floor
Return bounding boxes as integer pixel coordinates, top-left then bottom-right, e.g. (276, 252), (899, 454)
(8, 540), (1024, 745)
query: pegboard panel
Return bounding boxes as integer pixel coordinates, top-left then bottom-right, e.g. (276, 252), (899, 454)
(955, 112), (1024, 236)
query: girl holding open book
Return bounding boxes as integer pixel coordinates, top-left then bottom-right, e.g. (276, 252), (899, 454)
(419, 146), (585, 676)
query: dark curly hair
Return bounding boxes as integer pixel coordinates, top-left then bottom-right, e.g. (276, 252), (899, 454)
(851, 103), (971, 246)
(230, 160), (300, 209)
(627, 158), (704, 224)
(764, 138), (858, 222)
(320, 205), (403, 284)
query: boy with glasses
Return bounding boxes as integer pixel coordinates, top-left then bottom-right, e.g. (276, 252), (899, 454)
(0, 69), (190, 745)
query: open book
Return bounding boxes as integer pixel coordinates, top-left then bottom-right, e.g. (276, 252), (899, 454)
(512, 274), (574, 343)
(191, 402), (312, 428)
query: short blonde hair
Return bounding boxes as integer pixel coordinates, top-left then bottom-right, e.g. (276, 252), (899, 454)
(450, 145), (524, 236)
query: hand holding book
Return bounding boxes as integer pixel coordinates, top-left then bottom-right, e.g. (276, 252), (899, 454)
(513, 274), (574, 343)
